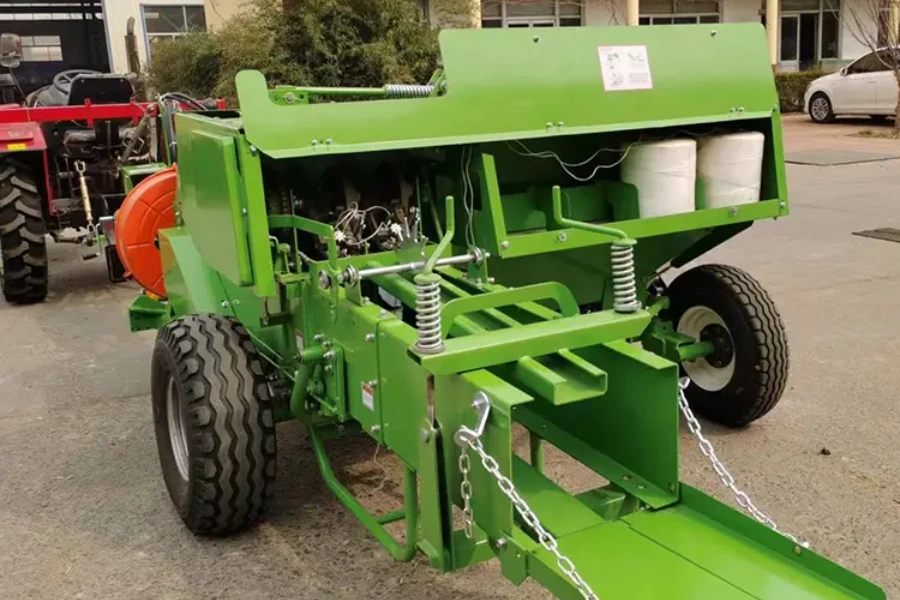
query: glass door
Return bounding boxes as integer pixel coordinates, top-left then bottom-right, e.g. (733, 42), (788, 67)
(780, 15), (800, 71)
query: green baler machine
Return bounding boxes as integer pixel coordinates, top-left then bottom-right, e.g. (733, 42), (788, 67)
(132, 25), (885, 600)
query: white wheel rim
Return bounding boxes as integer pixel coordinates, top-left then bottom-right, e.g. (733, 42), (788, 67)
(166, 375), (190, 481)
(677, 305), (735, 392)
(811, 97), (829, 121)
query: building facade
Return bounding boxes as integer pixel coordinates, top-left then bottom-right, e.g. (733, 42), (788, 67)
(473, 0), (877, 70)
(101, 0), (207, 73)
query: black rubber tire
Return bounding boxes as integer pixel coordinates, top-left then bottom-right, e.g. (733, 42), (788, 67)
(0, 159), (47, 304)
(809, 92), (835, 124)
(665, 264), (790, 427)
(151, 314), (277, 535)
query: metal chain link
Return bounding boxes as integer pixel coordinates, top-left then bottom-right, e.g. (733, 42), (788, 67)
(677, 377), (809, 548)
(458, 435), (599, 600)
(459, 449), (475, 539)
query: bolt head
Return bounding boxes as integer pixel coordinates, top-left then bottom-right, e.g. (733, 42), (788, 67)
(420, 428), (431, 442)
(318, 271), (331, 290)
(325, 138), (333, 145)
(365, 333), (376, 342)
(501, 241), (510, 249)
(496, 538), (508, 549)
(487, 277), (495, 284)
(370, 425), (381, 434)
(241, 208), (248, 215)
(220, 300), (230, 308)
(379, 309), (388, 318)
(311, 139), (318, 146)
(558, 232), (567, 242)
(324, 365), (333, 374)
(729, 207), (738, 216)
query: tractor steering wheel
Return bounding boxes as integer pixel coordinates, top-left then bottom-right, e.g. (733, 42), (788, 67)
(52, 69), (102, 95)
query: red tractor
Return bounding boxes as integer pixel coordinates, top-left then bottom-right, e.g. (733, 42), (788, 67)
(0, 33), (215, 304)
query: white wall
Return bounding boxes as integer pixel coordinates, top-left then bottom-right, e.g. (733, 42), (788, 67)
(204, 0), (247, 29)
(101, 0), (206, 73)
(584, 0), (627, 25)
(722, 0), (761, 23)
(839, 0), (877, 60)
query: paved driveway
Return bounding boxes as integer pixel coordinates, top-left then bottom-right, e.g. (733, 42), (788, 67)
(0, 122), (898, 599)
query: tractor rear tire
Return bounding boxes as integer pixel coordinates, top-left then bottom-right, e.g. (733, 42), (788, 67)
(665, 264), (789, 427)
(0, 159), (47, 304)
(151, 314), (277, 535)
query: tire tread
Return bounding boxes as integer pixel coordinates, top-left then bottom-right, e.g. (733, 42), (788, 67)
(0, 159), (47, 304)
(155, 314), (276, 535)
(667, 264), (790, 426)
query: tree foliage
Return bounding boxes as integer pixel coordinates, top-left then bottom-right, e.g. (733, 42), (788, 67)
(148, 0), (445, 102)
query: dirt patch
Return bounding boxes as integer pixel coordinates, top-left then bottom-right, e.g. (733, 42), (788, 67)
(855, 128), (900, 140)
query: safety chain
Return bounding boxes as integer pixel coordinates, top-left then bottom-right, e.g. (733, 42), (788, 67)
(457, 434), (599, 600)
(677, 377), (809, 548)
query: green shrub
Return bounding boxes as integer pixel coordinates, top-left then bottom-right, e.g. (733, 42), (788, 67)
(775, 69), (825, 114)
(148, 0), (443, 104)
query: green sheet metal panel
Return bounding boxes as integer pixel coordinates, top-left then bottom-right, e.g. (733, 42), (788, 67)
(621, 486), (884, 599)
(177, 123), (252, 287)
(236, 24), (778, 159)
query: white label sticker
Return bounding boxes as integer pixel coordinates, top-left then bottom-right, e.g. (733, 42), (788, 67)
(598, 45), (653, 92)
(362, 382), (375, 411)
(295, 331), (304, 352)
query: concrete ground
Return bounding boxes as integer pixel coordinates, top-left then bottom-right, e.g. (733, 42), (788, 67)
(1, 122), (899, 599)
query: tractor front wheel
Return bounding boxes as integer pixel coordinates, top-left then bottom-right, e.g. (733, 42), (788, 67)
(665, 264), (790, 427)
(151, 314), (277, 535)
(0, 158), (47, 304)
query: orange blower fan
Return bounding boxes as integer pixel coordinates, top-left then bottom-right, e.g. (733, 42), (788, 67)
(114, 165), (177, 298)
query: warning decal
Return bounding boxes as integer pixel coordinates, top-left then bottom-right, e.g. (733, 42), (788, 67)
(362, 382), (375, 411)
(598, 45), (653, 92)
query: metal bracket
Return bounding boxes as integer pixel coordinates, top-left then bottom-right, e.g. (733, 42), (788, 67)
(454, 392), (491, 447)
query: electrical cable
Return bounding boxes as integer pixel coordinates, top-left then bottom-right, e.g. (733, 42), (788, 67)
(508, 139), (635, 183)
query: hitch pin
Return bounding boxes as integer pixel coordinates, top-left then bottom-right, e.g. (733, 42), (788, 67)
(454, 392), (491, 447)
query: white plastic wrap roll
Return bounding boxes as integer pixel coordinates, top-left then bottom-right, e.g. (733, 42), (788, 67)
(621, 139), (697, 218)
(697, 132), (765, 209)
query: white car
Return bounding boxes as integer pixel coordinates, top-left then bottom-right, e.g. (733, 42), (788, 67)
(804, 47), (899, 123)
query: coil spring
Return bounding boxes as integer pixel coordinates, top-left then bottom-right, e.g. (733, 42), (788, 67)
(384, 84), (435, 99)
(611, 241), (640, 314)
(415, 277), (444, 353)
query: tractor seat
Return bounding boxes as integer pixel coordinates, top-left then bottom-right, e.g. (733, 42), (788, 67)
(63, 125), (136, 145)
(67, 75), (135, 106)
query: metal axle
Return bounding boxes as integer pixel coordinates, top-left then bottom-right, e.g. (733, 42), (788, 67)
(342, 250), (484, 286)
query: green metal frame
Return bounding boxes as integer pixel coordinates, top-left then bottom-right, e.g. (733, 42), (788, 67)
(130, 24), (884, 600)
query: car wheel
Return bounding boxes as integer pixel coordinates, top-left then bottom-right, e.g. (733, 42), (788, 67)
(809, 93), (835, 123)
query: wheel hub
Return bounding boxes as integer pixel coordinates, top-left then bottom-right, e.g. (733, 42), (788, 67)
(165, 375), (190, 481)
(677, 305), (736, 393)
(700, 323), (734, 368)
(811, 97), (829, 121)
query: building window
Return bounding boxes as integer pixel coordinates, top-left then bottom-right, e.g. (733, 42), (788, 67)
(20, 35), (63, 62)
(638, 0), (720, 24)
(766, 0), (839, 69)
(481, 1), (583, 28)
(143, 5), (207, 44)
